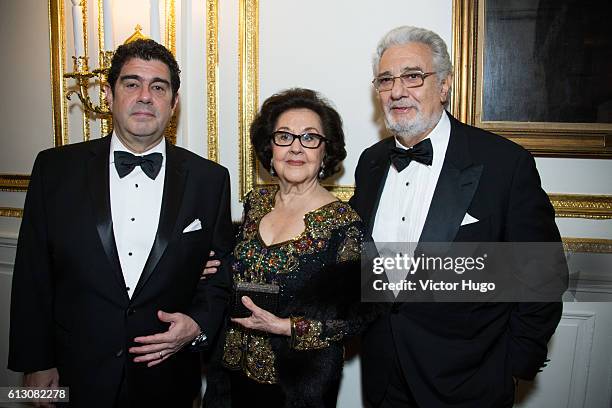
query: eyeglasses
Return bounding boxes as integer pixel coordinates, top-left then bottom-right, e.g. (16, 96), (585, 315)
(372, 71), (437, 92)
(271, 131), (328, 149)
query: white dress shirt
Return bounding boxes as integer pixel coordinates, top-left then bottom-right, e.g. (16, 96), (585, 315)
(109, 134), (166, 298)
(372, 112), (451, 245)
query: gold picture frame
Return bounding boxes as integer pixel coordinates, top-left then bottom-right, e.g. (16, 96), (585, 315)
(451, 0), (611, 158)
(237, 0), (361, 201)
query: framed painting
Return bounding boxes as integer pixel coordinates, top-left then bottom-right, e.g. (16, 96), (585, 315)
(452, 0), (611, 157)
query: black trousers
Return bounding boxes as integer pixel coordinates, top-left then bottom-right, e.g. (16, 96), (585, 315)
(377, 352), (418, 408)
(114, 368), (195, 408)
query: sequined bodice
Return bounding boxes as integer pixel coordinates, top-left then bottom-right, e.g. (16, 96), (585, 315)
(222, 185), (364, 383)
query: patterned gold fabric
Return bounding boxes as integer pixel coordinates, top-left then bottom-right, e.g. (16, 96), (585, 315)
(222, 185), (364, 384)
(290, 317), (329, 350)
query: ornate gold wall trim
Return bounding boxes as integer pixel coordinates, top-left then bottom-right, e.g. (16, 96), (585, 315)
(50, 0), (68, 147)
(0, 0), (68, 195)
(238, 0), (258, 199)
(563, 238), (612, 254)
(236, 1), (355, 201)
(157, 0), (178, 144)
(451, 0), (477, 121)
(97, 0), (104, 51)
(317, 190), (612, 219)
(165, 0), (176, 55)
(0, 175), (30, 192)
(0, 208), (24, 218)
(550, 194), (612, 219)
(206, 0), (219, 162)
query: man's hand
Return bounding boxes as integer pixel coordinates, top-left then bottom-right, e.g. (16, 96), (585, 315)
(231, 296), (291, 336)
(23, 368), (59, 407)
(200, 250), (220, 279)
(129, 310), (201, 367)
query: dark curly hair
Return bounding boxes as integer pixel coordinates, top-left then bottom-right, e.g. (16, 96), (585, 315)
(107, 39), (180, 103)
(250, 88), (346, 179)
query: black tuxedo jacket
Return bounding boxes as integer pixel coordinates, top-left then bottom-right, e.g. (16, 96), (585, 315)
(350, 113), (565, 408)
(8, 136), (234, 407)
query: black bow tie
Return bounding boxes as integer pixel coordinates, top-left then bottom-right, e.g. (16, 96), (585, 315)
(389, 138), (433, 172)
(114, 151), (163, 180)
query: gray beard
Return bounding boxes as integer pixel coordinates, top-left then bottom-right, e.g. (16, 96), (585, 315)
(384, 109), (442, 143)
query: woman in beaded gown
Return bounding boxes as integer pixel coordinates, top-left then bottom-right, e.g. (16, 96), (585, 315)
(203, 88), (377, 408)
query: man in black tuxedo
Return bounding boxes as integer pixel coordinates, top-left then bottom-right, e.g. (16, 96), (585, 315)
(8, 39), (233, 407)
(350, 26), (566, 407)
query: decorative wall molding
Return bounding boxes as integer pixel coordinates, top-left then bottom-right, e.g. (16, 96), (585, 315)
(550, 194), (612, 219)
(206, 0), (219, 162)
(0, 1), (66, 194)
(0, 234), (18, 270)
(50, 0), (68, 147)
(559, 312), (596, 408)
(0, 235), (18, 245)
(0, 208), (23, 218)
(238, 0), (258, 199)
(236, 0), (369, 202)
(0, 175), (29, 192)
(563, 238), (612, 254)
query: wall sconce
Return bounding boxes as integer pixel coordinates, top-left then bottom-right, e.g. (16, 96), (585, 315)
(63, 0), (162, 140)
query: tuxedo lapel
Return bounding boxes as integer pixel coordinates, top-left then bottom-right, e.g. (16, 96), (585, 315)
(88, 136), (129, 299)
(361, 138), (393, 236)
(419, 114), (483, 243)
(132, 143), (187, 298)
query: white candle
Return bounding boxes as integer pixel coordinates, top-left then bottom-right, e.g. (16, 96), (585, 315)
(71, 0), (85, 56)
(102, 0), (114, 50)
(150, 0), (161, 43)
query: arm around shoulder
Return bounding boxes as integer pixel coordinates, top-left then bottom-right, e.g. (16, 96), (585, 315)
(185, 168), (234, 345)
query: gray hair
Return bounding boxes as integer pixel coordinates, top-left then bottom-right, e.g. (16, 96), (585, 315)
(372, 26), (453, 104)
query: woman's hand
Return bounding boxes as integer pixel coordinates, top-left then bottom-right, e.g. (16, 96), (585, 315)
(231, 296), (291, 336)
(200, 251), (220, 279)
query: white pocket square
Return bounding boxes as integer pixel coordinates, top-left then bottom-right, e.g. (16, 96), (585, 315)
(183, 218), (202, 233)
(460, 213), (479, 226)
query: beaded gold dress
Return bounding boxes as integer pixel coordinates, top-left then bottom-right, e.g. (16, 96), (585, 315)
(221, 185), (365, 384)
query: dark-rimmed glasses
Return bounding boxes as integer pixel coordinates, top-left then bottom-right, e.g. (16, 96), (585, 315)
(372, 71), (437, 92)
(271, 131), (328, 149)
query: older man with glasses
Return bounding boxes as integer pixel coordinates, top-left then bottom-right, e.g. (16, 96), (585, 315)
(349, 26), (567, 408)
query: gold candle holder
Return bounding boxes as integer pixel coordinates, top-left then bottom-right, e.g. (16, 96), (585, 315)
(94, 50), (115, 135)
(65, 55), (111, 116)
